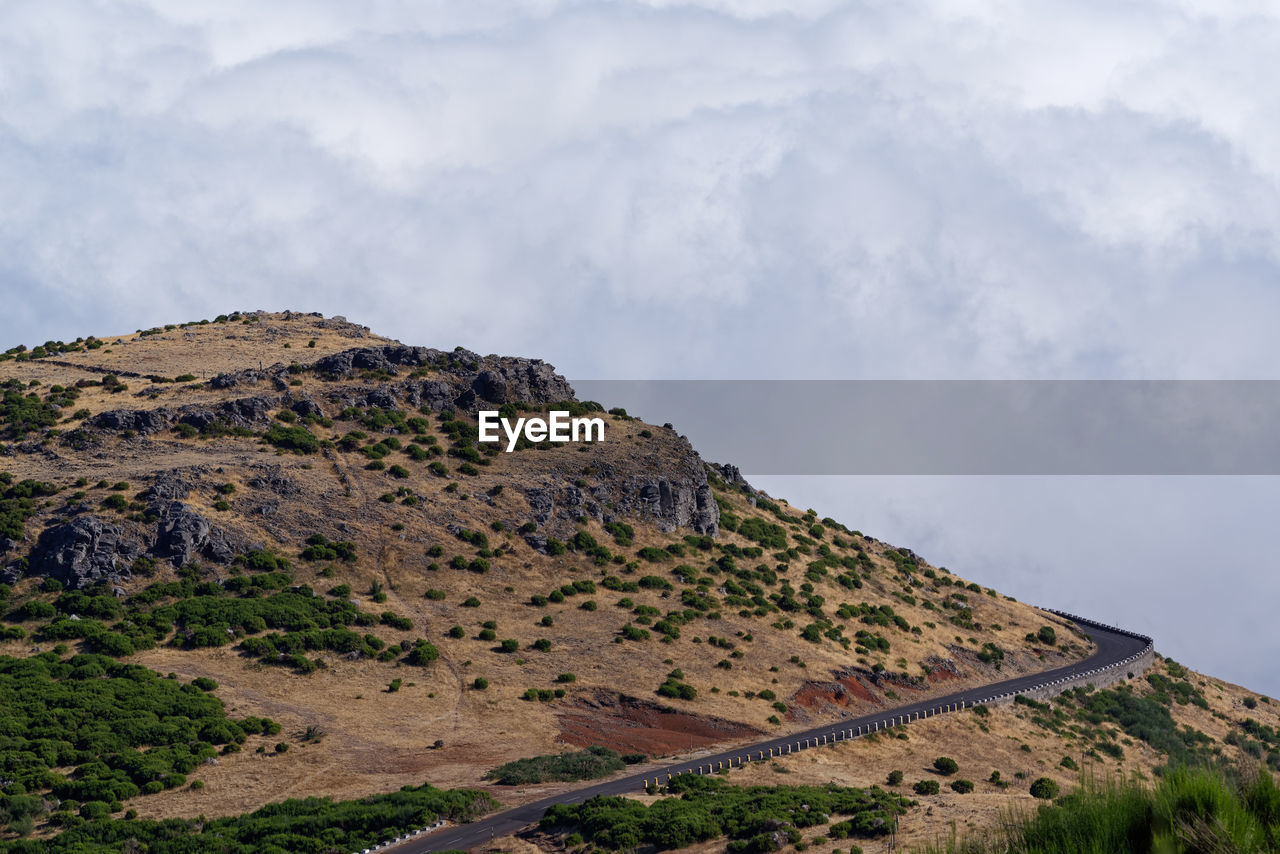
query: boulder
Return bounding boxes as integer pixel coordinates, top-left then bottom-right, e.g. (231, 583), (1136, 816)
(709, 462), (757, 494)
(288, 395), (326, 419)
(89, 408), (174, 435)
(31, 515), (142, 588)
(143, 472), (194, 504)
(154, 502), (238, 565)
(247, 466), (301, 497)
(177, 395), (277, 431)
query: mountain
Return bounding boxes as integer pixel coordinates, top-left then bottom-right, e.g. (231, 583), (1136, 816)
(0, 310), (1274, 852)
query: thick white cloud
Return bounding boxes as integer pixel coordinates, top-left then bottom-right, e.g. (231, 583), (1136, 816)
(4, 0), (1280, 378)
(3, 1), (1279, 692)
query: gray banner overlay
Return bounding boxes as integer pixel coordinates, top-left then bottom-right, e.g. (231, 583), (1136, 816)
(572, 381), (1280, 474)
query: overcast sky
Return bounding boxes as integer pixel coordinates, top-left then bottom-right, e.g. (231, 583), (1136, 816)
(2, 1), (1277, 696)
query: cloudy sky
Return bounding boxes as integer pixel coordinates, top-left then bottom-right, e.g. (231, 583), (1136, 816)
(3, 1), (1278, 695)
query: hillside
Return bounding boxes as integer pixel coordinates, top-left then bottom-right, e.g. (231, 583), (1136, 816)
(0, 310), (1274, 852)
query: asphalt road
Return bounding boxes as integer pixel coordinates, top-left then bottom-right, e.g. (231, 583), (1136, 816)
(388, 613), (1150, 853)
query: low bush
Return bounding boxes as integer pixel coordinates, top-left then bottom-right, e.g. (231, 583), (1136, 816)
(1029, 777), (1059, 800)
(541, 775), (909, 851)
(263, 425), (319, 454)
(485, 746), (625, 785)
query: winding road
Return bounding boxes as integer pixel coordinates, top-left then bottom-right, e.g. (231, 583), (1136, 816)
(385, 612), (1151, 853)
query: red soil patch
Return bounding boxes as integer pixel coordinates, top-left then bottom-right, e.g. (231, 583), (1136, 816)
(557, 691), (760, 754)
(925, 658), (963, 684)
(793, 670), (882, 711)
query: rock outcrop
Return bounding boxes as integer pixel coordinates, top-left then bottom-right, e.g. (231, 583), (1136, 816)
(153, 502), (239, 565)
(247, 465), (301, 497)
(90, 408), (174, 435)
(523, 434), (719, 536)
(311, 345), (574, 410)
(176, 395), (278, 432)
(30, 516), (142, 588)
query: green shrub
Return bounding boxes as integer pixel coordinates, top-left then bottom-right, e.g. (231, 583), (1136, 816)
(299, 534), (357, 562)
(0, 651), (281, 806)
(933, 757), (959, 775)
(542, 776), (908, 850)
(473, 677), (489, 690)
(1029, 777), (1059, 799)
(950, 779), (974, 794)
(620, 624), (650, 642)
(404, 641), (439, 666)
(913, 780), (940, 795)
(380, 612), (413, 631)
(263, 425), (319, 454)
(485, 746), (625, 785)
(887, 770), (903, 786)
(657, 677), (697, 700)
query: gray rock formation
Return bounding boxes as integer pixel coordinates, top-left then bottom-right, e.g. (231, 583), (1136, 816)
(709, 462), (756, 495)
(287, 394), (326, 419)
(153, 502), (239, 565)
(176, 395), (278, 431)
(523, 439), (719, 536)
(31, 516), (142, 588)
(623, 479), (718, 535)
(309, 345), (573, 411)
(247, 465), (301, 497)
(90, 408), (174, 435)
(210, 368), (279, 390)
(143, 472), (196, 504)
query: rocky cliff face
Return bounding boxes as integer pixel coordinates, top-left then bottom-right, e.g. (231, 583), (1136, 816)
(3, 323), (720, 589)
(3, 467), (247, 589)
(84, 346), (575, 441)
(521, 431), (719, 538)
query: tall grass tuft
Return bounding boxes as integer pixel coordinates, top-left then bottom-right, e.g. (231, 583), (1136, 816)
(914, 764), (1280, 854)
